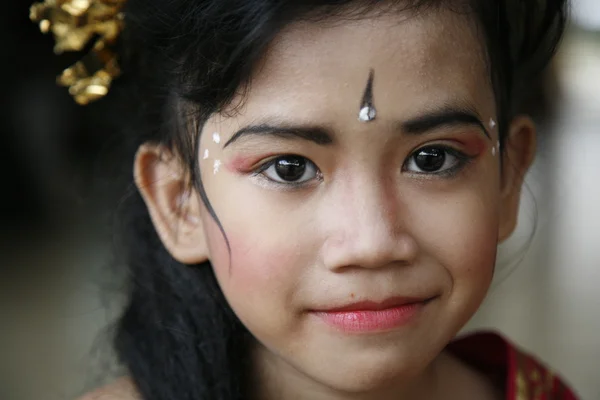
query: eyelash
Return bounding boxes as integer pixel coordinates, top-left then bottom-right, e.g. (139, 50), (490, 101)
(251, 145), (474, 189)
(402, 145), (474, 178)
(251, 156), (323, 190)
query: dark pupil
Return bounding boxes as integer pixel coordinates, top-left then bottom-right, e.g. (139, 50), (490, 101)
(275, 156), (306, 181)
(414, 148), (445, 172)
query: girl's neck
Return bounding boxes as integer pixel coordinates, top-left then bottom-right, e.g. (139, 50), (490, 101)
(249, 343), (501, 400)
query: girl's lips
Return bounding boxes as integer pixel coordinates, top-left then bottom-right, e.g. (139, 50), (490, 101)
(312, 297), (434, 333)
(318, 296), (428, 312)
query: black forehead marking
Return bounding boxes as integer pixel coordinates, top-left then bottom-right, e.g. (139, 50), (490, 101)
(360, 69), (375, 110)
(358, 69), (377, 122)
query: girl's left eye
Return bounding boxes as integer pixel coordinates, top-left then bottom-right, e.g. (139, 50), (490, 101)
(257, 155), (320, 185)
(403, 145), (470, 176)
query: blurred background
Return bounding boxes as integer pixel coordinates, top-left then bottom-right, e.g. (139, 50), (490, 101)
(1, 1), (599, 399)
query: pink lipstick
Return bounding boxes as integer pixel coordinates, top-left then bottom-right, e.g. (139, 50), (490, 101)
(312, 297), (430, 333)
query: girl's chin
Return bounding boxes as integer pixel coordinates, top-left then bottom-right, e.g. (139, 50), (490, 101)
(299, 358), (433, 395)
(269, 345), (437, 394)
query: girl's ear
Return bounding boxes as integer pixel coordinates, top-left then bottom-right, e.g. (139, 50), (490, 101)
(498, 116), (537, 243)
(134, 143), (209, 264)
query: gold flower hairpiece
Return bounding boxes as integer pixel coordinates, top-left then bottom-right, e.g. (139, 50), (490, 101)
(30, 0), (127, 105)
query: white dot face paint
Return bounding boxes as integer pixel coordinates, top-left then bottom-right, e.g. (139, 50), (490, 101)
(358, 106), (376, 122)
(489, 118), (496, 129)
(497, 140), (501, 150)
(203, 149), (210, 160)
(213, 159), (222, 175)
(492, 146), (496, 156)
(212, 132), (221, 144)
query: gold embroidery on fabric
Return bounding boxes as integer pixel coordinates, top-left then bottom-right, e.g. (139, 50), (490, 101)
(515, 351), (530, 400)
(514, 348), (558, 399)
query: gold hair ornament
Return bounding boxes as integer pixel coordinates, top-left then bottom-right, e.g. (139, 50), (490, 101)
(30, 0), (126, 105)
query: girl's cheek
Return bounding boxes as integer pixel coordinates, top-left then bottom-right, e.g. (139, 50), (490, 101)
(207, 224), (306, 338)
(442, 210), (497, 289)
(206, 222), (299, 298)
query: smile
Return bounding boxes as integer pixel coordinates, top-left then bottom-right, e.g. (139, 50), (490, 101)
(311, 296), (436, 334)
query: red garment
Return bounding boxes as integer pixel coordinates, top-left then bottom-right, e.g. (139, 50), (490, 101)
(448, 332), (578, 400)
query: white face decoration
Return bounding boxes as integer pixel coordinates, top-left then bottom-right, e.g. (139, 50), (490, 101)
(213, 159), (222, 174)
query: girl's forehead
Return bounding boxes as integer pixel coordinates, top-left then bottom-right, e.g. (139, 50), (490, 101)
(260, 9), (485, 79)
(217, 9), (493, 133)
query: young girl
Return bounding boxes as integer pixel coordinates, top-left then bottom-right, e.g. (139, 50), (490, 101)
(32, 0), (577, 399)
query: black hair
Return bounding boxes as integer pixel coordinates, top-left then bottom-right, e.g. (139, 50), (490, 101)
(106, 1), (569, 399)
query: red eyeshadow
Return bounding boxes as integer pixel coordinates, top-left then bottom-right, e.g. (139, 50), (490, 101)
(226, 154), (277, 173)
(452, 135), (488, 156)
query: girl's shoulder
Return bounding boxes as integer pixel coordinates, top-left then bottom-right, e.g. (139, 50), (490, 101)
(77, 377), (139, 400)
(448, 331), (579, 400)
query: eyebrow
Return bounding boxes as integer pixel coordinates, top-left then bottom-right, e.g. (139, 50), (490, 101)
(223, 105), (491, 148)
(401, 106), (491, 139)
(223, 123), (334, 148)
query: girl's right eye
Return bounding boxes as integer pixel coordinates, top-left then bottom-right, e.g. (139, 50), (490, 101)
(256, 155), (321, 185)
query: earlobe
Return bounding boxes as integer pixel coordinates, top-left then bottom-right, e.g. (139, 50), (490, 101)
(497, 116), (537, 242)
(134, 143), (210, 264)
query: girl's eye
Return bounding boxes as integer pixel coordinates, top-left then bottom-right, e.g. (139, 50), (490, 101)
(404, 146), (469, 175)
(259, 155), (319, 184)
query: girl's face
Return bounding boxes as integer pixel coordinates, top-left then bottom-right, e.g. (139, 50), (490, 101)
(137, 7), (534, 398)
